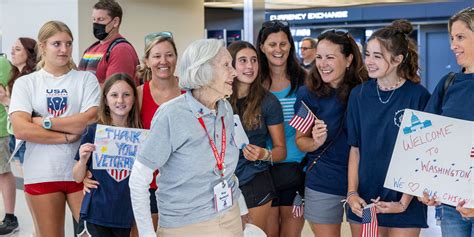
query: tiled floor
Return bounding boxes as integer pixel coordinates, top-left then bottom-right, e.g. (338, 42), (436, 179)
(0, 161), (441, 237)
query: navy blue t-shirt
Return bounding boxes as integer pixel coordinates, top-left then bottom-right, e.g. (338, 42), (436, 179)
(295, 86), (349, 196)
(346, 79), (430, 228)
(425, 72), (474, 120)
(75, 123), (134, 228)
(235, 92), (283, 186)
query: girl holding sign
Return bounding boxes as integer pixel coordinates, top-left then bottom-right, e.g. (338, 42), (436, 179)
(294, 29), (367, 237)
(73, 73), (141, 236)
(9, 21), (101, 236)
(422, 6), (474, 237)
(227, 41), (286, 233)
(346, 20), (430, 237)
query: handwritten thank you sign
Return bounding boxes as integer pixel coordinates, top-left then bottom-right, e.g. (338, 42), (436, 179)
(92, 124), (149, 182)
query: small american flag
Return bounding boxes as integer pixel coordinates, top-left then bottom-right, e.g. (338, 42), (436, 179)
(292, 191), (304, 218)
(289, 101), (316, 133)
(361, 204), (378, 237)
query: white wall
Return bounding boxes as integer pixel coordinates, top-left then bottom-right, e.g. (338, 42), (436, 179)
(1, 0), (80, 61)
(1, 0), (205, 63)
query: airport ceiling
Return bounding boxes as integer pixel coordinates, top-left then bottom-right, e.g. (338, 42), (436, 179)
(203, 0), (442, 10)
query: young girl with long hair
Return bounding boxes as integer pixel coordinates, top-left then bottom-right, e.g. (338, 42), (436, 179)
(74, 73), (141, 237)
(346, 20), (430, 237)
(228, 41), (286, 233)
(9, 20), (100, 236)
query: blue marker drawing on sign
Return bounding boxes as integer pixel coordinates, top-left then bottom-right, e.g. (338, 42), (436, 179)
(403, 112), (432, 134)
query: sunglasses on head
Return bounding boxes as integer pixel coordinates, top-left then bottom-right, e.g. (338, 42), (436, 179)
(262, 20), (290, 29)
(144, 31), (173, 46)
(321, 28), (349, 36)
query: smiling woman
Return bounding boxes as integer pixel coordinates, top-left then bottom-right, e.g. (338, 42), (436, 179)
(422, 6), (474, 237)
(129, 39), (243, 237)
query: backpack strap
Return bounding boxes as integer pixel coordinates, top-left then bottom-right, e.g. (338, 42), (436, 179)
(441, 72), (456, 104)
(104, 37), (130, 63)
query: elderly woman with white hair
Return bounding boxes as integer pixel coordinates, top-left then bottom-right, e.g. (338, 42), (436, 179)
(129, 38), (243, 237)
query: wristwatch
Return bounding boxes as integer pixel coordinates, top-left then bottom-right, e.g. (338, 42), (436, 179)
(43, 117), (52, 130)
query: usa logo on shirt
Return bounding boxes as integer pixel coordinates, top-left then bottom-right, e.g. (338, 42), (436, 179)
(46, 89), (68, 117)
(107, 169), (130, 182)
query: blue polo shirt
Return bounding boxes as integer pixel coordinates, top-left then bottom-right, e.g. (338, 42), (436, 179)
(296, 86), (349, 196)
(76, 123), (134, 228)
(235, 92), (283, 186)
(271, 85), (306, 163)
(346, 79), (430, 227)
(136, 91), (241, 228)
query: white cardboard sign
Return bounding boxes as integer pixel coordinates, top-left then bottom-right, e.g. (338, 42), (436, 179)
(384, 109), (474, 207)
(92, 124), (149, 171)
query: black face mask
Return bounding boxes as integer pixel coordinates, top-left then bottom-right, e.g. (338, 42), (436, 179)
(93, 22), (110, 40)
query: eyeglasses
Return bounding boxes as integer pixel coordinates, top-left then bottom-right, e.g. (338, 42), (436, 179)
(262, 20), (290, 29)
(144, 31), (173, 46)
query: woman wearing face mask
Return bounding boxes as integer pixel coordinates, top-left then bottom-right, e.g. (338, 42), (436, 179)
(295, 30), (367, 237)
(8, 21), (100, 237)
(256, 20), (307, 237)
(129, 39), (243, 237)
(421, 6), (474, 237)
(346, 20), (430, 237)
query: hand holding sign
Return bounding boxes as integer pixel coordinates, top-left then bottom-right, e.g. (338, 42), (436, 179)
(384, 109), (474, 207)
(79, 143), (96, 163)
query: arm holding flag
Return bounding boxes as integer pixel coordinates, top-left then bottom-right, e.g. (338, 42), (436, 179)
(374, 194), (411, 214)
(347, 146), (367, 218)
(295, 118), (327, 152)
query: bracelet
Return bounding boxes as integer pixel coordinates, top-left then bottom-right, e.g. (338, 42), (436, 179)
(346, 191), (359, 201)
(64, 133), (70, 144)
(262, 149), (272, 161)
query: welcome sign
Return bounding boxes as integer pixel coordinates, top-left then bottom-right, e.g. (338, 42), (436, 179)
(384, 109), (474, 207)
(92, 124), (149, 171)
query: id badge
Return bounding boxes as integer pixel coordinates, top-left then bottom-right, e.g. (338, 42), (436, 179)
(213, 180), (233, 212)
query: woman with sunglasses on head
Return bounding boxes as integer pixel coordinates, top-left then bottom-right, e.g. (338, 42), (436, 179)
(346, 19), (429, 237)
(420, 7), (474, 237)
(295, 29), (367, 237)
(227, 41), (286, 234)
(256, 20), (306, 237)
(8, 21), (100, 236)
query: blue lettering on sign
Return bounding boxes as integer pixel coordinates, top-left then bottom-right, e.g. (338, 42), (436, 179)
(94, 153), (135, 170)
(105, 127), (141, 143)
(115, 142), (138, 156)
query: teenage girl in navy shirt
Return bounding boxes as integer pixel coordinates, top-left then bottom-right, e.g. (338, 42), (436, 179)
(295, 30), (367, 237)
(346, 20), (430, 237)
(73, 74), (142, 237)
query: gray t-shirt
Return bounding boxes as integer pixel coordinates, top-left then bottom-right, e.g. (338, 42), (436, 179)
(137, 91), (241, 228)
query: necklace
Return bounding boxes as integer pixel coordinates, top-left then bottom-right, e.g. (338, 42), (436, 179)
(377, 77), (402, 91)
(376, 84), (396, 104)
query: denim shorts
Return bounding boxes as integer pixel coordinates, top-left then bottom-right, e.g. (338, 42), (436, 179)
(440, 204), (474, 237)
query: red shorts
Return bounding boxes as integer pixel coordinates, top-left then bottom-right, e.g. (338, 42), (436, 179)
(24, 181), (83, 195)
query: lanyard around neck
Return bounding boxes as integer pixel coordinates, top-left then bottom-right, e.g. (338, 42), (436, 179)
(197, 116), (226, 177)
